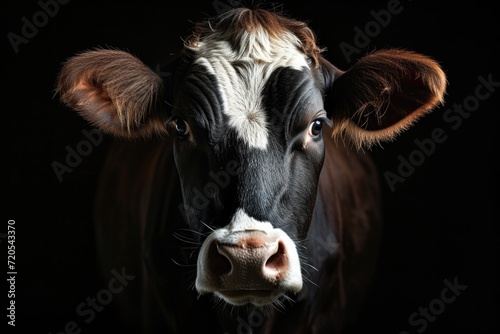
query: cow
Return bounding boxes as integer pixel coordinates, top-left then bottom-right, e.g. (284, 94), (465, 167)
(55, 7), (446, 334)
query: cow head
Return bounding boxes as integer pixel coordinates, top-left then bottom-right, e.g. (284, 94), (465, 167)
(56, 8), (446, 308)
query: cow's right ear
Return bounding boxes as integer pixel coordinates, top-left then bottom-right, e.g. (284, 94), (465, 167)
(55, 48), (174, 139)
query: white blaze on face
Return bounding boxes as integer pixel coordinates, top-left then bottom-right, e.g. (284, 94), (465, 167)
(191, 27), (310, 149)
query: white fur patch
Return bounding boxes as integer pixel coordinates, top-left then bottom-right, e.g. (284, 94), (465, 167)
(191, 28), (309, 149)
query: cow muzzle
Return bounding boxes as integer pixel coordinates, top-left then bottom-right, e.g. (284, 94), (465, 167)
(195, 212), (303, 306)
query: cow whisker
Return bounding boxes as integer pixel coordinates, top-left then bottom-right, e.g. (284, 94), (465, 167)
(172, 231), (202, 244)
(200, 220), (216, 232)
(173, 236), (202, 246)
(302, 275), (320, 289)
(189, 248), (200, 259)
(176, 227), (212, 237)
(170, 258), (196, 267)
(272, 296), (292, 313)
(302, 262), (319, 272)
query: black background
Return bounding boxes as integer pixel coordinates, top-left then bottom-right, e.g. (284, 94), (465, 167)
(3, 0), (499, 333)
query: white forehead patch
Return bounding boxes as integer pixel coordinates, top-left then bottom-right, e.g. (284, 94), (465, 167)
(192, 28), (309, 149)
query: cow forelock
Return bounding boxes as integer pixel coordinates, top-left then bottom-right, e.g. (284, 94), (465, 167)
(190, 28), (310, 149)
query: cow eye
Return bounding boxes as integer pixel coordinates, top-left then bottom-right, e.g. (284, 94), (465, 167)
(175, 118), (190, 138)
(308, 119), (324, 138)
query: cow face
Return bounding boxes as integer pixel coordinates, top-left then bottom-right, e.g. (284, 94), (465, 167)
(56, 8), (446, 309)
(172, 49), (329, 306)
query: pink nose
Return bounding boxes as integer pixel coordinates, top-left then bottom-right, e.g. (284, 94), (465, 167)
(206, 231), (289, 290)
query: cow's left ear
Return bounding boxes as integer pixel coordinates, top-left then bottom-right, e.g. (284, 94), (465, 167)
(320, 49), (447, 149)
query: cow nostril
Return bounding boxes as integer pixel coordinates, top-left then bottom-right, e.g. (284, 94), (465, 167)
(208, 242), (232, 276)
(265, 241), (286, 271)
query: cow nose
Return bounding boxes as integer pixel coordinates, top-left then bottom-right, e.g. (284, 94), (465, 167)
(195, 216), (304, 306)
(207, 232), (288, 290)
